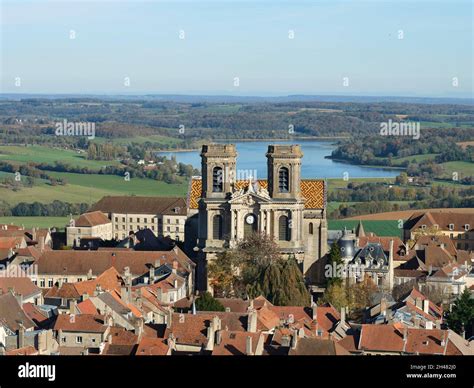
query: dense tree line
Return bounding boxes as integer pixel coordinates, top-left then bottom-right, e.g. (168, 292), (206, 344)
(0, 200), (89, 217)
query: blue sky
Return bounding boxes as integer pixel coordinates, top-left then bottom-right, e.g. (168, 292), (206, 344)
(1, 0), (472, 97)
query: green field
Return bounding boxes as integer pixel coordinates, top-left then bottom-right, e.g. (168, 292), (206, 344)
(327, 177), (395, 192)
(0, 171), (189, 205)
(0, 145), (119, 170)
(0, 216), (70, 229)
(328, 219), (402, 237)
(439, 161), (474, 179)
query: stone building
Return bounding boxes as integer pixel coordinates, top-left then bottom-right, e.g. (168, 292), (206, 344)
(66, 211), (113, 247)
(89, 196), (187, 241)
(187, 144), (327, 286)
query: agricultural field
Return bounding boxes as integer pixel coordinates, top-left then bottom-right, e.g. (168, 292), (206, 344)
(327, 219), (402, 237)
(439, 161), (474, 179)
(0, 171), (189, 206)
(0, 216), (70, 229)
(0, 145), (119, 170)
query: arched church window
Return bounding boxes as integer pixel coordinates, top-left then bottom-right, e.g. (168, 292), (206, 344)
(212, 215), (223, 240)
(278, 167), (289, 193)
(212, 167), (223, 192)
(279, 215), (291, 241)
(309, 223), (314, 235)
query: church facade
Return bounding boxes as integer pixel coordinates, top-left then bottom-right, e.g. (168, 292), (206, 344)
(187, 144), (328, 286)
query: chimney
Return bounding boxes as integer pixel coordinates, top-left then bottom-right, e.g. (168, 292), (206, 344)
(166, 308), (173, 327)
(173, 279), (178, 289)
(247, 309), (257, 333)
(380, 298), (387, 317)
(388, 239), (394, 291)
(82, 293), (89, 301)
(340, 306), (346, 325)
(87, 268), (93, 280)
(17, 323), (25, 349)
(215, 330), (222, 345)
(291, 331), (298, 350)
(212, 316), (221, 332)
(312, 304), (318, 321)
(39, 236), (45, 252)
(172, 260), (178, 274)
(69, 300), (77, 314)
(108, 334), (113, 345)
(167, 334), (176, 352)
(133, 318), (144, 340)
(245, 336), (253, 356)
(148, 266), (154, 284)
(415, 297), (422, 310)
(423, 300), (429, 314)
(154, 259), (160, 268)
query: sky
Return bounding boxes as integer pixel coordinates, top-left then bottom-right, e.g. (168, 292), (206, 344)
(1, 0), (473, 97)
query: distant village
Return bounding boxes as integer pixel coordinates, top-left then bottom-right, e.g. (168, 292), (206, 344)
(0, 144), (472, 356)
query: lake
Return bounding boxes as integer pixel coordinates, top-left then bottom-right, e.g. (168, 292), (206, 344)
(157, 140), (399, 179)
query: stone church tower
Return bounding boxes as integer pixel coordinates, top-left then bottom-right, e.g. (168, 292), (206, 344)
(189, 144), (328, 288)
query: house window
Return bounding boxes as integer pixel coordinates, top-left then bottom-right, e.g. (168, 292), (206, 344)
(309, 223), (314, 235)
(176, 219), (179, 224)
(278, 167), (289, 193)
(129, 218), (132, 222)
(76, 336), (83, 344)
(115, 217), (118, 222)
(144, 218), (147, 223)
(48, 279), (53, 288)
(175, 227), (179, 232)
(40, 279), (45, 288)
(77, 229), (81, 234)
(62, 337), (66, 343)
(77, 278), (82, 282)
(212, 215), (223, 240)
(212, 167), (223, 192)
(279, 216), (291, 241)
(122, 217), (125, 222)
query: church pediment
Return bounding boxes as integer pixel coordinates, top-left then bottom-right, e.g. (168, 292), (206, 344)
(229, 184), (272, 206)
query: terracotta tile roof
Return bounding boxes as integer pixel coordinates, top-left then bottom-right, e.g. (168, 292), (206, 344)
(53, 314), (108, 333)
(188, 178), (325, 209)
(217, 296), (272, 313)
(314, 305), (341, 334)
(0, 276), (41, 298)
(212, 331), (262, 355)
(430, 262), (469, 280)
(74, 211), (111, 227)
(337, 333), (360, 353)
(136, 337), (169, 355)
(359, 324), (405, 353)
(0, 236), (24, 249)
(44, 283), (80, 300)
(90, 196), (187, 216)
(407, 211), (474, 232)
(0, 292), (35, 332)
(22, 302), (50, 327)
(73, 267), (122, 296)
(404, 328), (448, 355)
(5, 346), (38, 356)
(77, 299), (99, 315)
(169, 312), (247, 346)
(289, 337), (350, 355)
(36, 248), (194, 277)
(106, 326), (139, 345)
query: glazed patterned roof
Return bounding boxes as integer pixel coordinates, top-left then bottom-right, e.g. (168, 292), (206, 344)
(187, 178), (325, 209)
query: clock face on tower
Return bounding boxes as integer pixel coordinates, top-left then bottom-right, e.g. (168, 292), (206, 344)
(245, 214), (255, 224)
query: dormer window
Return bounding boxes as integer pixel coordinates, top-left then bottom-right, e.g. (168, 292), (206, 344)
(421, 225), (426, 230)
(449, 224), (454, 231)
(465, 224), (470, 231)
